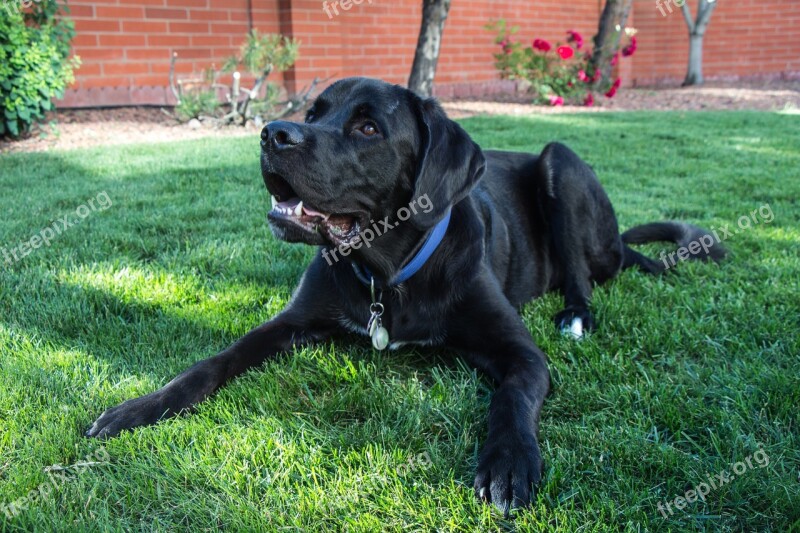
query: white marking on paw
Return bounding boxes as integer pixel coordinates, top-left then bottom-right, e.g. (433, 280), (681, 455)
(562, 317), (584, 339)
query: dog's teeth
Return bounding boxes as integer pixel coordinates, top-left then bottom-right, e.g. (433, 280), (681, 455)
(294, 201), (303, 216)
(271, 196), (278, 209)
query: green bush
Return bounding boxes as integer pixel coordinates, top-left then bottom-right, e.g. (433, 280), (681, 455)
(175, 89), (219, 122)
(171, 31), (299, 124)
(0, 0), (80, 138)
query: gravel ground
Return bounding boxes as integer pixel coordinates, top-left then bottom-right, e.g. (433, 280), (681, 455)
(2, 80), (798, 154)
(442, 79), (800, 118)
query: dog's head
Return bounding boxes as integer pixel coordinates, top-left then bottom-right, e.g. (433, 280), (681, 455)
(260, 77), (485, 259)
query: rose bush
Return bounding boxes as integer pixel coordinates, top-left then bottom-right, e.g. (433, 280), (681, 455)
(487, 19), (637, 107)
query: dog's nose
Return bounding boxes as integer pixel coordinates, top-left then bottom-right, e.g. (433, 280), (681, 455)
(261, 121), (305, 150)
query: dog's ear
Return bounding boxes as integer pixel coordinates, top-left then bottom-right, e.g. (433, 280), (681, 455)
(410, 97), (486, 230)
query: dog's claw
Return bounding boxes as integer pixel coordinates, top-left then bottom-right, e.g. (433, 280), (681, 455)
(85, 390), (176, 439)
(474, 430), (542, 516)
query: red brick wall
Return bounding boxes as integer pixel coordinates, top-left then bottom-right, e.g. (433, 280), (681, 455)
(281, 0), (600, 93)
(60, 0), (800, 107)
(64, 0), (283, 106)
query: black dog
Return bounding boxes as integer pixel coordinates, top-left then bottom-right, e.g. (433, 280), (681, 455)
(87, 77), (724, 514)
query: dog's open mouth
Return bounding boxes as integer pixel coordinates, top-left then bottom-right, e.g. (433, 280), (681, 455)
(265, 173), (362, 245)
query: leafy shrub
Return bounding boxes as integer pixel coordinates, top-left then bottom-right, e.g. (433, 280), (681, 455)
(0, 0), (80, 138)
(175, 89), (219, 122)
(222, 31), (299, 78)
(487, 19), (637, 106)
(172, 31), (300, 124)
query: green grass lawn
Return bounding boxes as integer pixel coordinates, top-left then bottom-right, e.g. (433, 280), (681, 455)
(0, 111), (798, 532)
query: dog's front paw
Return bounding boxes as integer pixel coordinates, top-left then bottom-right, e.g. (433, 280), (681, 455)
(86, 390), (176, 439)
(474, 430), (543, 517)
(554, 307), (595, 338)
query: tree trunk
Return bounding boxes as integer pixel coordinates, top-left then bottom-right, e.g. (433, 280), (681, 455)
(680, 0), (718, 87)
(589, 0), (634, 88)
(684, 34), (705, 86)
(408, 0), (452, 98)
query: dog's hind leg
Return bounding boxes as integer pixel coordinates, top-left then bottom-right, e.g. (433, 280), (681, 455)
(534, 142), (625, 337)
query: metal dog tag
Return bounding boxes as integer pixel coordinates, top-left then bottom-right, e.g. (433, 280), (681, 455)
(371, 326), (389, 350)
(367, 278), (389, 350)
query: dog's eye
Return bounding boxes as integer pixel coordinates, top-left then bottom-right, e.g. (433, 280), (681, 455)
(359, 122), (379, 137)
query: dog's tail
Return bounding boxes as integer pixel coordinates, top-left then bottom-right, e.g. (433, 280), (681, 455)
(620, 221), (727, 274)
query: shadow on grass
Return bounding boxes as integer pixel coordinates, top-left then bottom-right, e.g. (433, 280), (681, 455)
(0, 146), (476, 457)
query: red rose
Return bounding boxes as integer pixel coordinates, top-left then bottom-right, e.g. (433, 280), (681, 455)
(549, 95), (564, 106)
(584, 92), (595, 107)
(592, 68), (602, 82)
(557, 45), (574, 60)
(578, 70), (590, 83)
(566, 30), (584, 50)
(610, 51), (620, 66)
(533, 38), (552, 52)
(605, 78), (621, 98)
(622, 36), (637, 57)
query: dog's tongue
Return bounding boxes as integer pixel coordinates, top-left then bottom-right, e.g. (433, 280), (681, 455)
(301, 203), (329, 219)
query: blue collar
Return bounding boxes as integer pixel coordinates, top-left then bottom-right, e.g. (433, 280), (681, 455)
(352, 208), (452, 288)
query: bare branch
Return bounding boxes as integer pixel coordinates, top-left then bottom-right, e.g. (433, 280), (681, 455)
(231, 71), (242, 115)
(681, 3), (695, 32)
(168, 52), (181, 103)
(683, 0), (718, 35)
(160, 107), (176, 121)
(268, 77), (324, 121)
(695, 0), (718, 34)
(240, 65), (273, 122)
